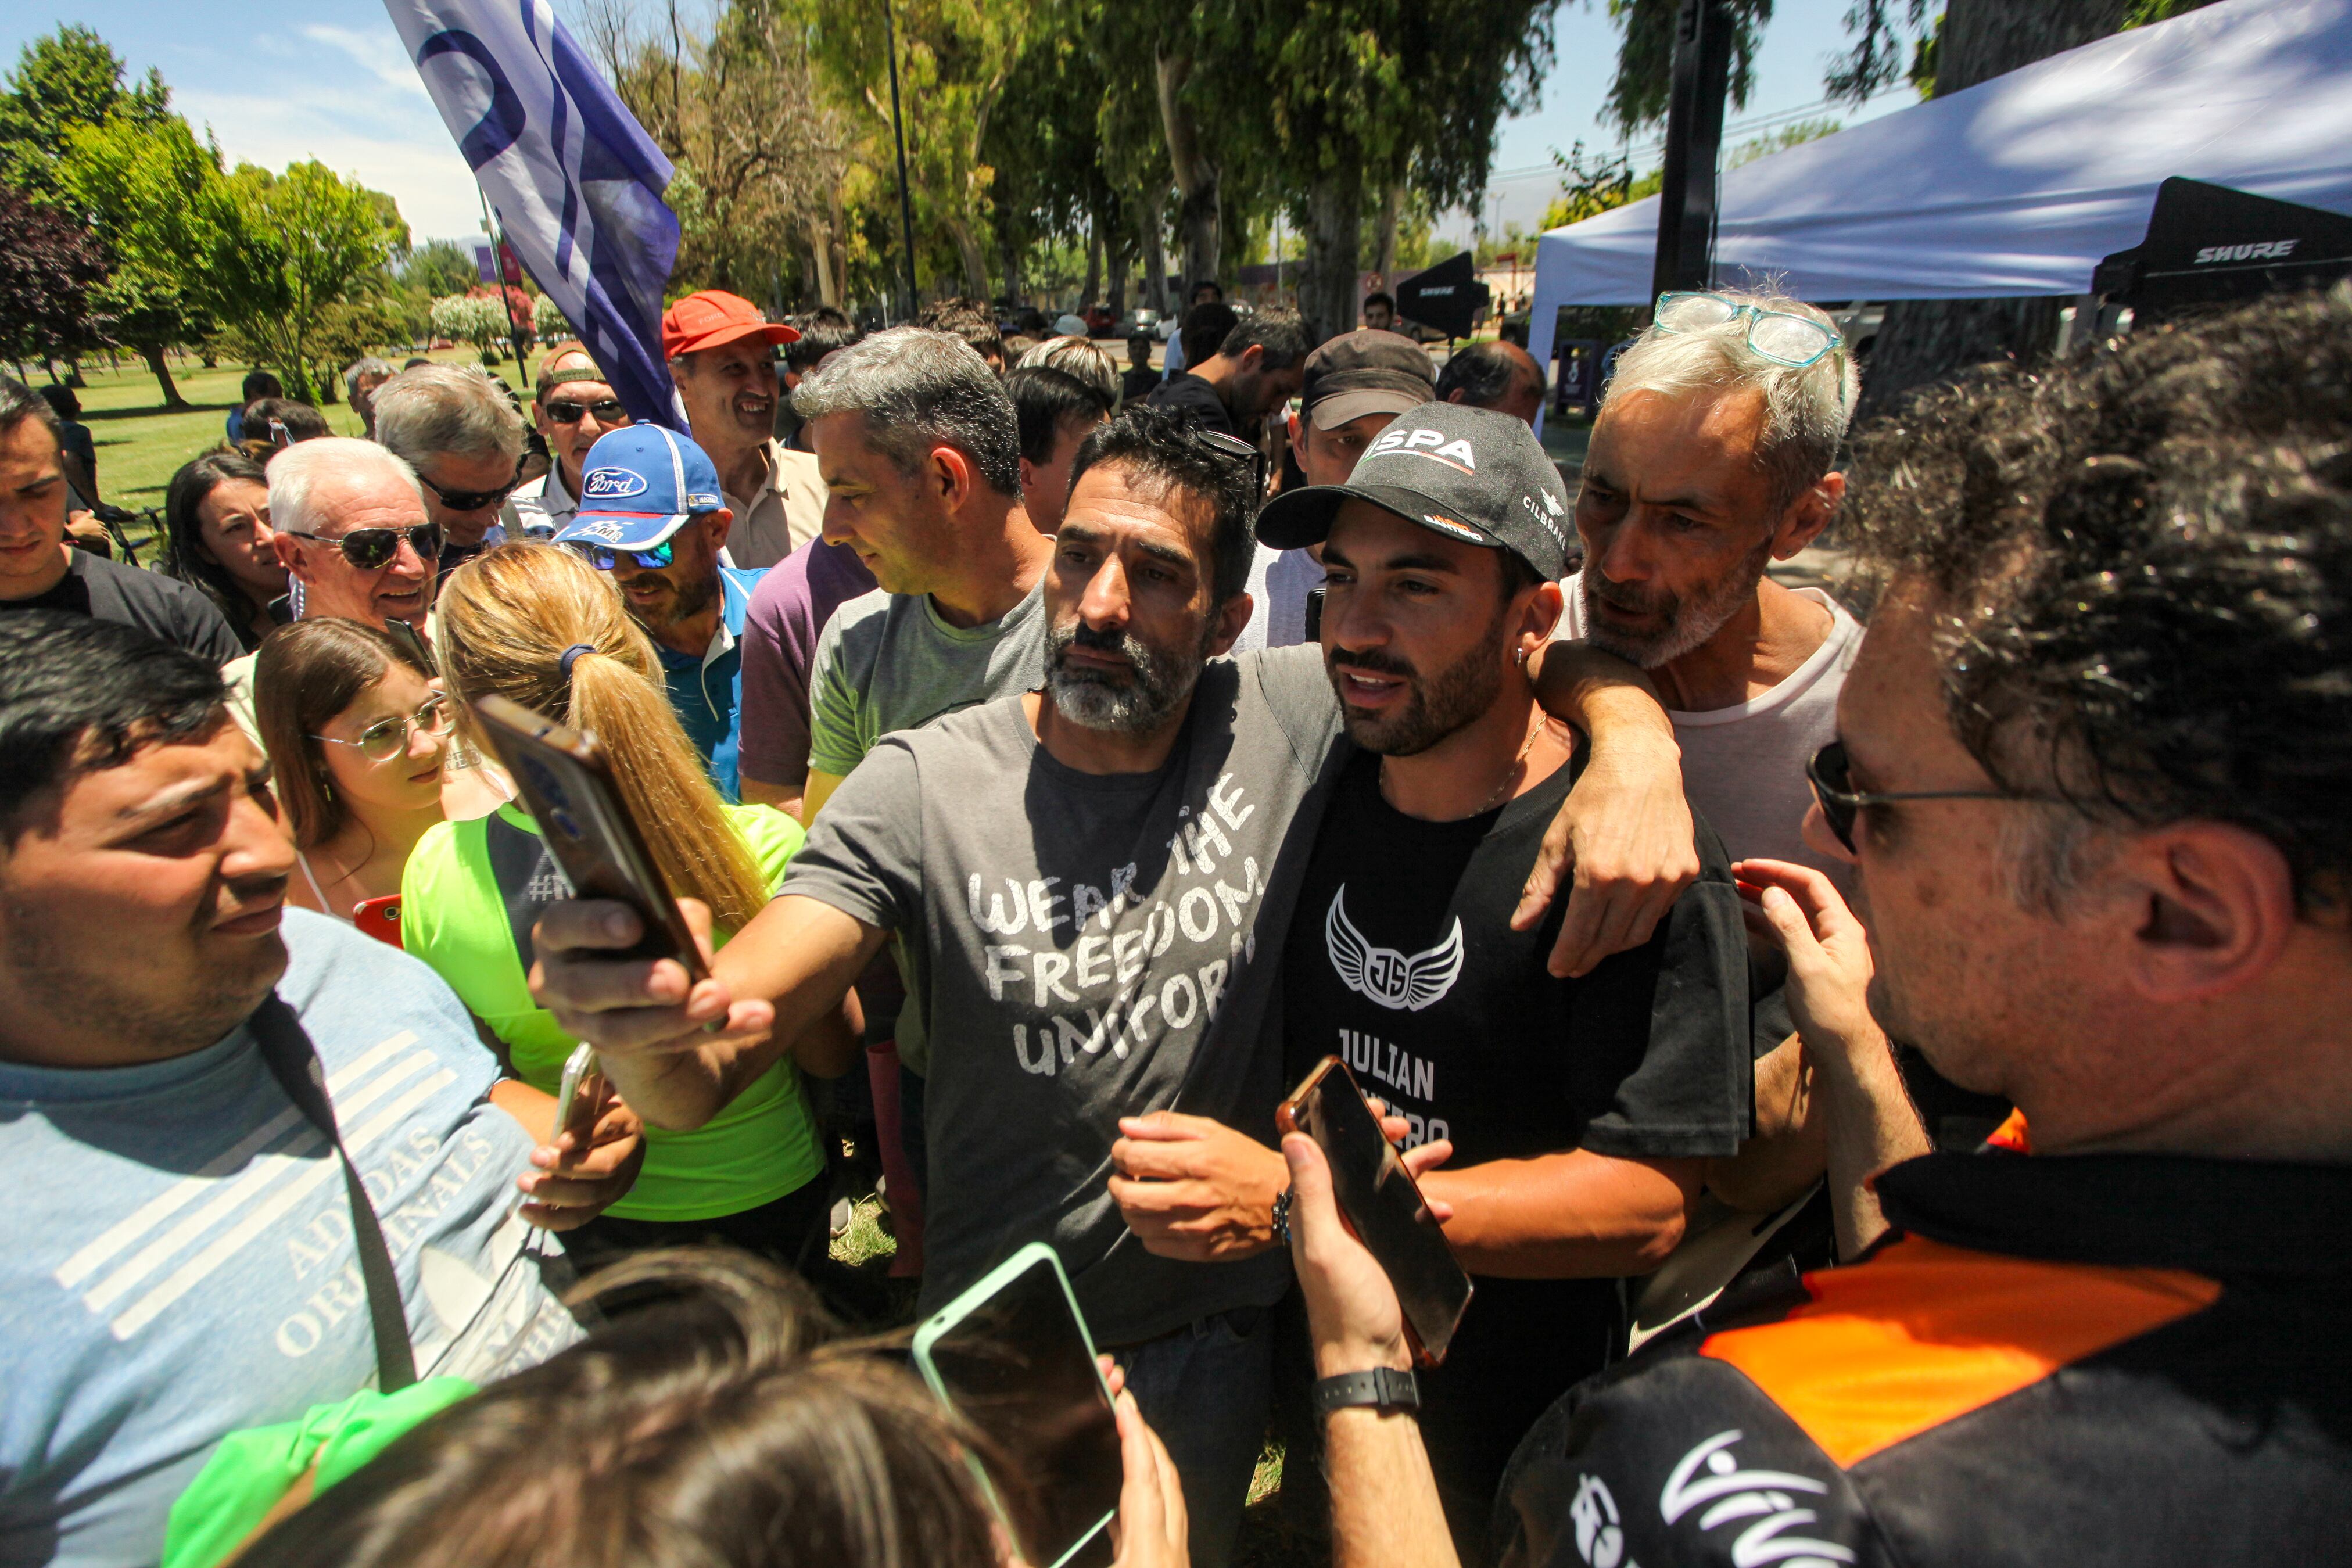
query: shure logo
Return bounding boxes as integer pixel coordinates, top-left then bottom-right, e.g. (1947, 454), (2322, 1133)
(2193, 239), (2299, 265)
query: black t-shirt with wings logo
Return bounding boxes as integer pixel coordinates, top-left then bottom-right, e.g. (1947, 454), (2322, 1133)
(1279, 745), (1751, 1513)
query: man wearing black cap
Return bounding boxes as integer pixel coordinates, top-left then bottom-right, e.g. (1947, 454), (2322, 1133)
(1240, 329), (1437, 650)
(1110, 404), (1749, 1549)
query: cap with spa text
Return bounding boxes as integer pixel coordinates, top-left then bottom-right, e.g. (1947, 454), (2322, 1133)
(1299, 329), (1436, 430)
(661, 289), (799, 360)
(1256, 401), (1573, 580)
(553, 425), (727, 552)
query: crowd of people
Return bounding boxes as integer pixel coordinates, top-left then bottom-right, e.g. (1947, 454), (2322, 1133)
(1, 271), (2347, 1568)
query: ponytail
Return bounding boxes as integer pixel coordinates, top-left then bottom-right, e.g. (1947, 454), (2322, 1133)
(435, 543), (768, 932)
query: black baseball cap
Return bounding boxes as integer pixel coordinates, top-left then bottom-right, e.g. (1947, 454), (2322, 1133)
(1300, 329), (1436, 430)
(1256, 401), (1573, 580)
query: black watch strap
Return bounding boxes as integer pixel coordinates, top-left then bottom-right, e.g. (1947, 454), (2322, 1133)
(1312, 1366), (1420, 1418)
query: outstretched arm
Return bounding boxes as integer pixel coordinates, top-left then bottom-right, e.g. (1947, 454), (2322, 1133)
(1519, 641), (1698, 977)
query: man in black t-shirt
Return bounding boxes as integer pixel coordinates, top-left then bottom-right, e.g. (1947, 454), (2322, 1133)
(1110, 404), (1749, 1545)
(0, 378), (242, 665)
(1146, 307), (1313, 438)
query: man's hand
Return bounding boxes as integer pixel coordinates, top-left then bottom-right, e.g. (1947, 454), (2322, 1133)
(1108, 1112), (1289, 1261)
(1282, 1132), (1414, 1378)
(529, 896), (774, 1059)
(517, 1087), (645, 1231)
(1514, 716), (1698, 979)
(1736, 860), (1880, 1061)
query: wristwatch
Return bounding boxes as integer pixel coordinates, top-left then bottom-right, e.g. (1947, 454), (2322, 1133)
(1312, 1366), (1421, 1418)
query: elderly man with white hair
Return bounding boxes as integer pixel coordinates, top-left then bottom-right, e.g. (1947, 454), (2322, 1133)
(371, 363), (527, 573)
(1552, 287), (1864, 1222)
(345, 356), (396, 439)
(217, 437), (438, 741)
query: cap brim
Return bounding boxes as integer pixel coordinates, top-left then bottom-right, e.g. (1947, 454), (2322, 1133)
(1307, 387), (1432, 430)
(553, 510), (693, 551)
(668, 320), (800, 357)
(1256, 480), (1508, 553)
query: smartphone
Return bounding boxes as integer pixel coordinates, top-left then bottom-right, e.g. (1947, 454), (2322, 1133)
(551, 1042), (604, 1147)
(350, 894), (403, 949)
(382, 614), (436, 676)
(911, 1243), (1122, 1568)
(467, 692), (707, 980)
(1277, 1056), (1473, 1365)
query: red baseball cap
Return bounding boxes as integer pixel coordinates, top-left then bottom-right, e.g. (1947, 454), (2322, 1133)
(661, 289), (799, 359)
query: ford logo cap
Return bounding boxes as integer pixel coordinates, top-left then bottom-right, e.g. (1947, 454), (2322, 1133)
(553, 424), (728, 552)
(1255, 401), (1573, 582)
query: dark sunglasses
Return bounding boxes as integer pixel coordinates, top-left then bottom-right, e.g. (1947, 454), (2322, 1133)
(1197, 429), (1268, 501)
(279, 522), (444, 570)
(565, 538), (676, 573)
(417, 460), (526, 514)
(544, 397), (628, 425)
(1805, 741), (2024, 853)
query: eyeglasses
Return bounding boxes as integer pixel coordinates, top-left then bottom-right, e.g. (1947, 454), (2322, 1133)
(278, 522), (444, 570)
(544, 397), (628, 425)
(1197, 429), (1268, 503)
(1655, 292), (1846, 371)
(1805, 741), (2028, 853)
(417, 460), (527, 514)
(565, 537), (676, 573)
(313, 694), (454, 763)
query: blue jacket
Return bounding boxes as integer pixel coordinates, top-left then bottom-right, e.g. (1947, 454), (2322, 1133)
(655, 563), (763, 802)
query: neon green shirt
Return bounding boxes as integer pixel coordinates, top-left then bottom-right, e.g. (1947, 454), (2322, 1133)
(401, 801), (820, 1221)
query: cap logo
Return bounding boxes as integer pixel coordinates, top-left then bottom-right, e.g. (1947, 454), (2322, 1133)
(583, 467), (649, 499)
(685, 491), (722, 510)
(1368, 426), (1477, 473)
(1422, 513), (1485, 543)
(575, 519), (625, 542)
(1542, 489), (1565, 517)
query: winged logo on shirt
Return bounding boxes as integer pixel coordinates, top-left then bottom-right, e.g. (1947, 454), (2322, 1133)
(1325, 886), (1464, 1011)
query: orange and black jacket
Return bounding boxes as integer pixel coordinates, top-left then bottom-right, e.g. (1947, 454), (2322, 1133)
(1494, 1146), (2352, 1567)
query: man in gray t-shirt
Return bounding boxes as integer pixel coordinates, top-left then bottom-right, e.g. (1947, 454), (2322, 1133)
(535, 410), (1695, 1567)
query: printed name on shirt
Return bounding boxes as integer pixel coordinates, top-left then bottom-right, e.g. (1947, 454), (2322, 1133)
(1332, 1027), (1447, 1147)
(967, 772), (1268, 1075)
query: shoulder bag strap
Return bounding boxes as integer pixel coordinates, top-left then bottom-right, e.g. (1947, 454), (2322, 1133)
(249, 993), (418, 1391)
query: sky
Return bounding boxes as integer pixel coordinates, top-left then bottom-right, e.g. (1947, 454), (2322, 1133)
(4, 0), (1917, 252)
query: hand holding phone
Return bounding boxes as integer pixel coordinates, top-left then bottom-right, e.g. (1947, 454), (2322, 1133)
(1276, 1056), (1472, 1365)
(550, 1042), (605, 1149)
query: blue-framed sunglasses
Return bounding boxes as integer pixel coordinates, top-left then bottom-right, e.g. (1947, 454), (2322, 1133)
(1654, 291), (1845, 370)
(565, 537), (677, 572)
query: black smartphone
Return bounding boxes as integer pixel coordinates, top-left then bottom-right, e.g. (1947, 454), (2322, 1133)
(467, 692), (707, 980)
(1277, 1055), (1473, 1365)
(382, 614), (436, 676)
(912, 1243), (1121, 1568)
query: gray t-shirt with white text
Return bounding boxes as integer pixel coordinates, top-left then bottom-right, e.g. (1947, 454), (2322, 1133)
(784, 648), (1347, 1344)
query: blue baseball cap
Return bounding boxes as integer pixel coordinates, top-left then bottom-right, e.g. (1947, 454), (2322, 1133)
(553, 425), (727, 552)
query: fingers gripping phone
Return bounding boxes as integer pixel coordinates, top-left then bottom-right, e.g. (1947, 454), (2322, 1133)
(551, 1042), (605, 1148)
(467, 693), (707, 979)
(912, 1243), (1123, 1568)
(1278, 1056), (1474, 1365)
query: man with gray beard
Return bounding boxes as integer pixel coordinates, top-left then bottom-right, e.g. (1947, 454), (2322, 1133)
(528, 406), (1702, 1566)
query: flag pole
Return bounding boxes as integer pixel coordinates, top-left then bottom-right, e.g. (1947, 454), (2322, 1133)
(474, 182), (534, 373)
(882, 0), (920, 323)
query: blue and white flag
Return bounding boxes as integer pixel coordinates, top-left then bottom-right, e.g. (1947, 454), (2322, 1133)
(383, 0), (683, 428)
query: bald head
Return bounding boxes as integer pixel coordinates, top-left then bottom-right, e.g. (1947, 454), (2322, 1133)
(1437, 340), (1546, 426)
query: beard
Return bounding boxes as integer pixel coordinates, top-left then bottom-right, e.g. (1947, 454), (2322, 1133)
(1581, 532), (1775, 669)
(1044, 616), (1211, 734)
(628, 566), (717, 632)
(1326, 605), (1510, 757)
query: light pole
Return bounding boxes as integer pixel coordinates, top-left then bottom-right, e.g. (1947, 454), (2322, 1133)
(883, 0), (920, 322)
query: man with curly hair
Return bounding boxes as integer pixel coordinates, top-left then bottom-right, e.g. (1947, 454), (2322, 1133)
(1291, 286), (2352, 1568)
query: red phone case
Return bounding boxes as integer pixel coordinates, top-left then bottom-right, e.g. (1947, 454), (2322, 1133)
(351, 895), (403, 949)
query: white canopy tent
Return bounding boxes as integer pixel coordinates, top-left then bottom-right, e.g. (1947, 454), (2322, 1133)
(1526, 0), (2352, 385)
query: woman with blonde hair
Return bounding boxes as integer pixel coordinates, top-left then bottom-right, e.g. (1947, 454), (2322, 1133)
(256, 618), (454, 923)
(404, 542), (853, 1272)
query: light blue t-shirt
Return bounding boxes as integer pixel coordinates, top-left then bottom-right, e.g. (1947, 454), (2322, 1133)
(0, 911), (585, 1568)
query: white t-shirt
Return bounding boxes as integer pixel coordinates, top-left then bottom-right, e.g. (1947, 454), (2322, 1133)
(1232, 544), (1326, 652)
(1558, 573), (1860, 888)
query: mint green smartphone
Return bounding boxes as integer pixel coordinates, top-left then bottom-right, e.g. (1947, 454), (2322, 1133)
(910, 1242), (1121, 1567)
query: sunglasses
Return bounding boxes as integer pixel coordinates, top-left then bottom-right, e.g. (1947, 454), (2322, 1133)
(279, 522), (444, 570)
(1655, 292), (1846, 372)
(565, 537), (677, 573)
(1197, 429), (1268, 501)
(313, 694), (454, 763)
(1805, 741), (2025, 853)
(544, 397), (628, 425)
(417, 460), (527, 514)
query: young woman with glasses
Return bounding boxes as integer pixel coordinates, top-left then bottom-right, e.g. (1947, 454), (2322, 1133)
(254, 618), (457, 923)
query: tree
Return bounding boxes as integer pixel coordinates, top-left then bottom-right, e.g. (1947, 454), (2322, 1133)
(432, 293), (512, 358)
(55, 112), (249, 407)
(0, 25), (168, 203)
(0, 188), (109, 375)
(400, 239), (482, 298)
(535, 292), (572, 343)
(224, 160), (401, 401)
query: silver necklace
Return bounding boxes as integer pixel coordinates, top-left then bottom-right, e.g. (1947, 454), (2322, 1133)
(1380, 711), (1555, 821)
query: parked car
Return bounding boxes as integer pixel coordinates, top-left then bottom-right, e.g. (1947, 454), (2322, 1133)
(1081, 304), (1117, 338)
(1053, 312), (1089, 338)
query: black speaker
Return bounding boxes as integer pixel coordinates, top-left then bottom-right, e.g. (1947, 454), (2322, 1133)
(2095, 177), (2352, 322)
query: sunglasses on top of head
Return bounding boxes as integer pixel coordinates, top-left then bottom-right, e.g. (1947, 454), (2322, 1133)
(278, 522), (444, 570)
(1197, 429), (1268, 501)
